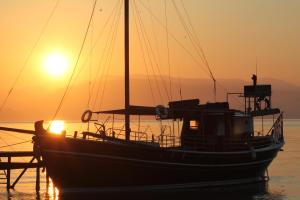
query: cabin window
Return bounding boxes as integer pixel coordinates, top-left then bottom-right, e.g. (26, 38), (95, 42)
(189, 120), (199, 130)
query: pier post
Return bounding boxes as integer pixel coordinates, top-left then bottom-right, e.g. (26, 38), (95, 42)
(36, 166), (40, 191)
(36, 157), (40, 191)
(35, 155), (41, 191)
(46, 170), (50, 188)
(6, 156), (11, 190)
(11, 157), (35, 188)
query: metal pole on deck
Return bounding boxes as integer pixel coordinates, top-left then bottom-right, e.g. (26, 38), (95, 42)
(124, 0), (130, 141)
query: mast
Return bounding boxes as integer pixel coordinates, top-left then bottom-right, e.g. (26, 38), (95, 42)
(125, 0), (130, 140)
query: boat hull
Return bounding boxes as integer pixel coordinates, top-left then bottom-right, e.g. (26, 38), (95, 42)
(35, 135), (282, 190)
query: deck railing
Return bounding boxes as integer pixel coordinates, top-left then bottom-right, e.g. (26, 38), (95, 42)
(82, 113), (284, 149)
(267, 112), (284, 144)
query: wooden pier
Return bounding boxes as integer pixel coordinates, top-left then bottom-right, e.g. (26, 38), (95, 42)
(0, 151), (46, 191)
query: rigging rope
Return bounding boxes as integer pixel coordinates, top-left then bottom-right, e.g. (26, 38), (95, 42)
(96, 3), (123, 111)
(138, 1), (211, 79)
(0, 0), (61, 115)
(132, 2), (156, 105)
(134, 1), (171, 103)
(139, 0), (218, 102)
(147, 0), (162, 74)
(0, 131), (29, 141)
(172, 0), (217, 101)
(179, 0), (246, 105)
(164, 0), (173, 101)
(92, 1), (123, 109)
(87, 5), (95, 109)
(133, 1), (165, 103)
(68, 0), (122, 98)
(64, 0), (122, 114)
(50, 0), (98, 127)
(0, 140), (31, 149)
(92, 1), (123, 110)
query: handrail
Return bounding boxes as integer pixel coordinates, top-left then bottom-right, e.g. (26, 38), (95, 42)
(267, 112), (283, 135)
(105, 128), (149, 142)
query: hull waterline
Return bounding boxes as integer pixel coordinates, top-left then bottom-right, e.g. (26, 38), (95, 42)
(36, 135), (283, 190)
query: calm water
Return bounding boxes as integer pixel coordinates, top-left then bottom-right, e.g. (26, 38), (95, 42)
(0, 119), (299, 200)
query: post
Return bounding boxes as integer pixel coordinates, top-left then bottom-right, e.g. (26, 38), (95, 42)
(124, 0), (130, 141)
(36, 157), (40, 191)
(262, 116), (264, 135)
(74, 131), (78, 138)
(112, 114), (115, 131)
(244, 97), (247, 114)
(46, 170), (50, 189)
(11, 157), (35, 189)
(6, 156), (11, 190)
(138, 115), (140, 134)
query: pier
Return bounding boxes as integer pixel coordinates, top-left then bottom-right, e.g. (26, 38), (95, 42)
(0, 151), (46, 191)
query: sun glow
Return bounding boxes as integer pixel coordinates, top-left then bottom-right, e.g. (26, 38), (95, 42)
(49, 120), (65, 134)
(43, 53), (69, 77)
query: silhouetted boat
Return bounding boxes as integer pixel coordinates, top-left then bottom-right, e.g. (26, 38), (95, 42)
(33, 85), (284, 190)
(4, 0), (285, 192)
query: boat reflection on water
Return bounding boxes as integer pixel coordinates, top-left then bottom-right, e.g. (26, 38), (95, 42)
(53, 181), (284, 200)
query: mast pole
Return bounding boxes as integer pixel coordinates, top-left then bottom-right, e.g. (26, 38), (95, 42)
(125, 0), (130, 140)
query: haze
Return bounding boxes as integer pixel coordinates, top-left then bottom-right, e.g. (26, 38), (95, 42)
(0, 0), (299, 121)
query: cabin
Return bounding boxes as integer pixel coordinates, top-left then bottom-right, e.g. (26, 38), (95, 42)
(157, 99), (252, 151)
(155, 76), (281, 151)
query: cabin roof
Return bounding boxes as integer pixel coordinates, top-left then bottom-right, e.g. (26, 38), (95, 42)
(95, 105), (157, 116)
(95, 100), (234, 117)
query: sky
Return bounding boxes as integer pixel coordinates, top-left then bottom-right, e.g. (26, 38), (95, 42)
(0, 0), (299, 120)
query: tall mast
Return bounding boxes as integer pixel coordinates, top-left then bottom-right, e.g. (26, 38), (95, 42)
(125, 0), (130, 140)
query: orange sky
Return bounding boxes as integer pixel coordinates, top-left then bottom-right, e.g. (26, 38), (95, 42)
(0, 0), (299, 120)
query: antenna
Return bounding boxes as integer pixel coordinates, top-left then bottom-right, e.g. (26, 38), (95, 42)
(213, 79), (216, 102)
(255, 57), (258, 77)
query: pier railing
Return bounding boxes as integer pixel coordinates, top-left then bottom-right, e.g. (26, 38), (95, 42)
(0, 151), (45, 191)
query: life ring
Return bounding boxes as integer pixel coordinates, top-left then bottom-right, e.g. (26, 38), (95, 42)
(81, 110), (93, 123)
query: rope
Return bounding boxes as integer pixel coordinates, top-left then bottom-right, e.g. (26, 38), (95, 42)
(133, 1), (164, 103)
(139, 1), (219, 102)
(164, 0), (173, 100)
(178, 0), (217, 100)
(147, 0), (162, 75)
(179, 0), (214, 76)
(67, 0), (122, 103)
(97, 4), (123, 111)
(93, 1), (123, 110)
(132, 3), (156, 105)
(50, 0), (98, 127)
(87, 7), (95, 109)
(137, 1), (211, 79)
(0, 131), (29, 141)
(92, 1), (122, 109)
(134, 1), (171, 103)
(0, 0), (61, 115)
(0, 140), (32, 149)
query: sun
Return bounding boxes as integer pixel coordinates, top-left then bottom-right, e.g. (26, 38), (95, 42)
(49, 120), (65, 134)
(43, 53), (70, 77)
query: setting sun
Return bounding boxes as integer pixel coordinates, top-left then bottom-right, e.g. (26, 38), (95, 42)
(43, 53), (69, 77)
(49, 120), (65, 134)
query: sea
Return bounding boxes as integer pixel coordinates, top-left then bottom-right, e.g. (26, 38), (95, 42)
(0, 119), (299, 200)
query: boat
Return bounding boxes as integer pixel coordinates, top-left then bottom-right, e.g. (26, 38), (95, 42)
(32, 78), (284, 190)
(2, 0), (285, 192)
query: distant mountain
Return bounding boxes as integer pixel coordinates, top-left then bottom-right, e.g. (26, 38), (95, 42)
(131, 76), (300, 118)
(0, 76), (299, 121)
